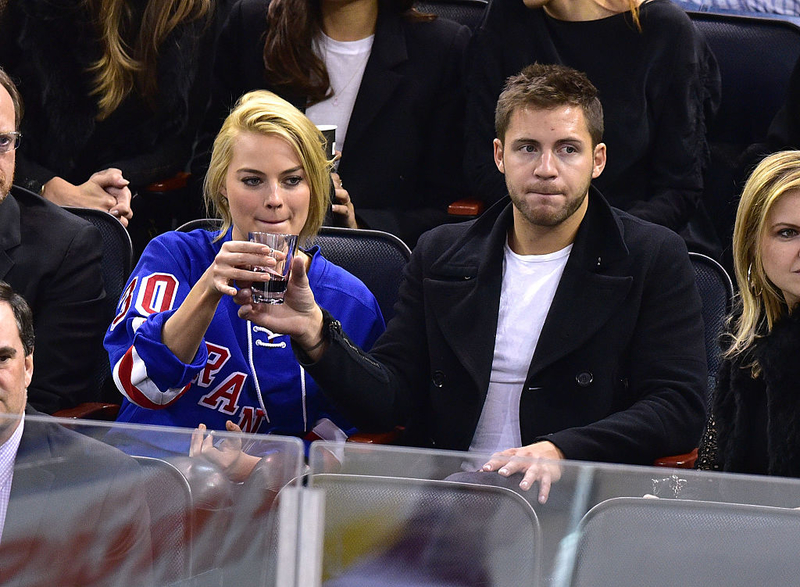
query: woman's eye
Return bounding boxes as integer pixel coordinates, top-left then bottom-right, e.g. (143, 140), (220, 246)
(242, 177), (262, 187)
(284, 176), (302, 187)
(778, 228), (798, 238)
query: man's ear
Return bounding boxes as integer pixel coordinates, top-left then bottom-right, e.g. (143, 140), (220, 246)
(493, 138), (505, 174)
(591, 142), (607, 179)
(24, 351), (33, 389)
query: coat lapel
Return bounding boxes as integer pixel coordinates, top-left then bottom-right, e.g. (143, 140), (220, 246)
(426, 203), (512, 398)
(528, 190), (632, 377)
(0, 191), (22, 280)
(342, 12), (406, 153)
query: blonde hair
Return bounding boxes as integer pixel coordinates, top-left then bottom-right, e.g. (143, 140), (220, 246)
(727, 150), (800, 365)
(203, 90), (332, 243)
(85, 0), (211, 120)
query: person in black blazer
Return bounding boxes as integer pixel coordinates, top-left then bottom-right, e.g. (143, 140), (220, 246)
(0, 187), (106, 413)
(0, 283), (151, 587)
(198, 0), (470, 246)
(0, 67), (107, 413)
(231, 64), (708, 502)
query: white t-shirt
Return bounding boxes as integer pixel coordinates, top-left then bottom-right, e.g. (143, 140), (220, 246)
(469, 240), (572, 455)
(306, 32), (374, 155)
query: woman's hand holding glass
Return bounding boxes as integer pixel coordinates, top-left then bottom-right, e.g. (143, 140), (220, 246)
(236, 254), (327, 358)
(202, 240), (281, 298)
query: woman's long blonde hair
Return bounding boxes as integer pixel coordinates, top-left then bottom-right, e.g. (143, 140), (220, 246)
(85, 0), (211, 120)
(727, 150), (800, 365)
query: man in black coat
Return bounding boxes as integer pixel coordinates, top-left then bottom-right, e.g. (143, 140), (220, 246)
(0, 67), (107, 413)
(236, 64), (707, 503)
(0, 281), (152, 586)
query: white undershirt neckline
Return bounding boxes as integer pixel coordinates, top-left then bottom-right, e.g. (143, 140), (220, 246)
(306, 32), (374, 155)
(469, 239), (573, 455)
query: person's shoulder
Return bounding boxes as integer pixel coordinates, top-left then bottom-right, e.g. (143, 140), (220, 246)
(231, 0), (270, 24)
(640, 0), (698, 33)
(403, 13), (469, 35)
(139, 228), (221, 273)
(417, 217), (477, 251)
(397, 12), (471, 53)
(149, 227), (219, 253)
(11, 186), (96, 233)
(613, 207), (691, 258)
(480, 0), (539, 30)
(9, 186), (102, 252)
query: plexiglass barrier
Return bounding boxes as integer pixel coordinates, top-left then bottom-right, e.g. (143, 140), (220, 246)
(5, 414), (800, 587)
(307, 441), (800, 587)
(0, 413), (305, 587)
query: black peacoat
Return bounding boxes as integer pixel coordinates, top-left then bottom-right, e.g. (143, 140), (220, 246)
(301, 188), (708, 464)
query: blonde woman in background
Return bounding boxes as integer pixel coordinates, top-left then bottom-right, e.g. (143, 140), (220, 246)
(0, 0), (213, 225)
(698, 150), (800, 476)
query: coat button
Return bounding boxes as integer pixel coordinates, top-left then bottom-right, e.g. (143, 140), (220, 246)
(432, 370), (446, 388)
(576, 372), (594, 387)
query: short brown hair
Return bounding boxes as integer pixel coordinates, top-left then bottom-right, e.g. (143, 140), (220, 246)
(0, 66), (23, 130)
(0, 281), (34, 356)
(495, 63), (603, 146)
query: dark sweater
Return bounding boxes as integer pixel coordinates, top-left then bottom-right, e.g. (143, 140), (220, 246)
(700, 310), (800, 477)
(464, 0), (720, 234)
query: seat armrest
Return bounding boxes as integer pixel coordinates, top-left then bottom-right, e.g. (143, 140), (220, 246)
(653, 448), (698, 469)
(145, 171), (191, 193)
(53, 402), (121, 421)
(348, 426), (405, 445)
(447, 198), (485, 217)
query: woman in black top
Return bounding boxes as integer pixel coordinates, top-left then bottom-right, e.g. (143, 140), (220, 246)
(199, 0), (470, 246)
(465, 0), (720, 252)
(698, 150), (800, 476)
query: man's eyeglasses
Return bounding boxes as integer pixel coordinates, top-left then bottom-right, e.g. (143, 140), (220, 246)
(0, 132), (21, 154)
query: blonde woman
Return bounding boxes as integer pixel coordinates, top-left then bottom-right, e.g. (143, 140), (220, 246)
(104, 91), (384, 456)
(465, 0), (721, 255)
(698, 150), (800, 475)
(0, 0), (213, 224)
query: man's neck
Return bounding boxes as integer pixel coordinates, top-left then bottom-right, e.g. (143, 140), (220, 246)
(544, 0), (638, 21)
(509, 195), (589, 256)
(321, 0), (378, 42)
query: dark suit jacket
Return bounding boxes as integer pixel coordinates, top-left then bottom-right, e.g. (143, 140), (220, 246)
(302, 189), (708, 464)
(0, 187), (106, 413)
(0, 408), (152, 586)
(200, 0), (470, 245)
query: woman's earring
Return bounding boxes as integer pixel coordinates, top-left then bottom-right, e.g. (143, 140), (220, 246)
(747, 263), (763, 296)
